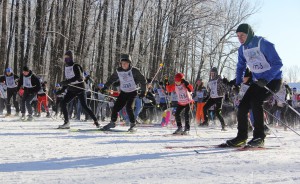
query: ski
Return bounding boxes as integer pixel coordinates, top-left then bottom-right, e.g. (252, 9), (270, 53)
(194, 145), (279, 154)
(70, 128), (135, 134)
(165, 145), (215, 149)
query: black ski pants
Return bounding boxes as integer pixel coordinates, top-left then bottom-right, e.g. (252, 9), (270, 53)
(6, 88), (19, 114)
(203, 97), (225, 127)
(61, 90), (97, 123)
(111, 91), (137, 124)
(175, 103), (191, 130)
(237, 79), (282, 140)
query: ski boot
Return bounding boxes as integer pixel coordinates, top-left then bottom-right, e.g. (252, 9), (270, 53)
(58, 121), (70, 129)
(220, 137), (247, 147)
(128, 123), (137, 132)
(20, 113), (26, 121)
(246, 137), (264, 148)
(173, 127), (183, 135)
(5, 113), (11, 117)
(181, 128), (189, 135)
(34, 112), (41, 117)
(46, 112), (51, 118)
(27, 115), (34, 121)
(100, 121), (116, 131)
(94, 121), (100, 128)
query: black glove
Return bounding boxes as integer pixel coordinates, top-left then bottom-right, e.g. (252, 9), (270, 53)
(164, 78), (169, 86)
(256, 79), (268, 88)
(181, 79), (191, 92)
(59, 80), (70, 86)
(222, 78), (229, 85)
(100, 86), (108, 94)
(228, 79), (236, 87)
(139, 91), (146, 98)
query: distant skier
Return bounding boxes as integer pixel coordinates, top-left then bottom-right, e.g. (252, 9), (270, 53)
(17, 66), (41, 121)
(0, 68), (20, 116)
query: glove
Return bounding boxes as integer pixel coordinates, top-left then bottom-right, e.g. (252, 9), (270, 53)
(59, 80), (70, 86)
(181, 79), (189, 87)
(228, 79), (236, 87)
(256, 79), (268, 88)
(164, 78), (169, 86)
(222, 78), (229, 85)
(100, 86), (108, 94)
(139, 91), (146, 98)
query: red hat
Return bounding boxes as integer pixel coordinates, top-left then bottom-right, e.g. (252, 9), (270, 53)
(175, 73), (184, 82)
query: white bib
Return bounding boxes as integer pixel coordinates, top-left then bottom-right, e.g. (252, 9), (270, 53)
(197, 91), (204, 99)
(243, 38), (271, 73)
(157, 89), (166, 98)
(23, 76), (33, 88)
(171, 92), (178, 101)
(208, 80), (219, 98)
(0, 84), (7, 99)
(175, 84), (192, 105)
(238, 84), (250, 100)
(65, 65), (75, 79)
(117, 69), (137, 92)
(5, 76), (16, 88)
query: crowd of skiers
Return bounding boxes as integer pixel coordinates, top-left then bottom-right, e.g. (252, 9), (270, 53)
(1, 23), (300, 147)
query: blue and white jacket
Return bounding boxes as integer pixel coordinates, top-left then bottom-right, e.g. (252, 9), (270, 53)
(236, 36), (283, 85)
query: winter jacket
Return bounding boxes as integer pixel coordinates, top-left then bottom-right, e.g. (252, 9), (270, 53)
(17, 70), (41, 94)
(236, 36), (283, 85)
(104, 66), (146, 93)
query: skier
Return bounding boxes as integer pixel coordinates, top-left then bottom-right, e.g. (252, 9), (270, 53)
(17, 66), (41, 121)
(36, 80), (51, 117)
(56, 50), (99, 129)
(0, 81), (7, 115)
(166, 73), (194, 135)
(100, 54), (147, 132)
(222, 23), (282, 148)
(201, 67), (227, 131)
(0, 67), (20, 116)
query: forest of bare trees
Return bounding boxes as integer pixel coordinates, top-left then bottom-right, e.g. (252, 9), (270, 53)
(0, 0), (259, 90)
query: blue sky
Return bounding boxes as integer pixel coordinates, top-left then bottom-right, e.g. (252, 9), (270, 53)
(248, 0), (300, 68)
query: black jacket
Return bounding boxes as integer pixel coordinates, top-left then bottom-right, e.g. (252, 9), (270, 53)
(17, 71), (41, 94)
(105, 66), (146, 93)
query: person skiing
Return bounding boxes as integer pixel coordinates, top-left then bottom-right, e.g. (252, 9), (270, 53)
(17, 66), (41, 121)
(100, 54), (147, 132)
(222, 23), (282, 148)
(36, 80), (51, 117)
(166, 73), (194, 135)
(201, 67), (227, 131)
(56, 50), (99, 129)
(0, 67), (20, 116)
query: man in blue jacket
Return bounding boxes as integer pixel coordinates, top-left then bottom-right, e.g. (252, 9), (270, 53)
(223, 23), (282, 147)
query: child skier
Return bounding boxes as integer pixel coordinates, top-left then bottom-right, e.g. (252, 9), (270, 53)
(166, 73), (194, 135)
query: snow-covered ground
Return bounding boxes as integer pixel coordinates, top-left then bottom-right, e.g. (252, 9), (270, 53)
(0, 115), (299, 184)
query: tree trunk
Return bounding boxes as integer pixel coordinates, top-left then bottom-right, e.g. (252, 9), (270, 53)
(0, 0), (8, 73)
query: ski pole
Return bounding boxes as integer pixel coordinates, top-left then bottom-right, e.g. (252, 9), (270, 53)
(86, 98), (110, 103)
(263, 107), (300, 136)
(46, 94), (54, 102)
(189, 102), (199, 137)
(68, 84), (116, 100)
(264, 86), (300, 118)
(264, 114), (284, 145)
(150, 63), (164, 85)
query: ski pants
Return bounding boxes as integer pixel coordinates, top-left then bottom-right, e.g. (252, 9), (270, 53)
(175, 103), (191, 130)
(61, 90), (97, 123)
(6, 88), (19, 114)
(111, 91), (137, 124)
(203, 97), (225, 127)
(21, 92), (36, 116)
(37, 95), (49, 113)
(237, 79), (282, 139)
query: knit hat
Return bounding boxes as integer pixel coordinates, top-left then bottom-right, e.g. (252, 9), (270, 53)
(210, 67), (218, 74)
(236, 23), (254, 45)
(23, 66), (30, 72)
(175, 73), (184, 82)
(64, 50), (73, 59)
(120, 54), (132, 63)
(5, 67), (13, 73)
